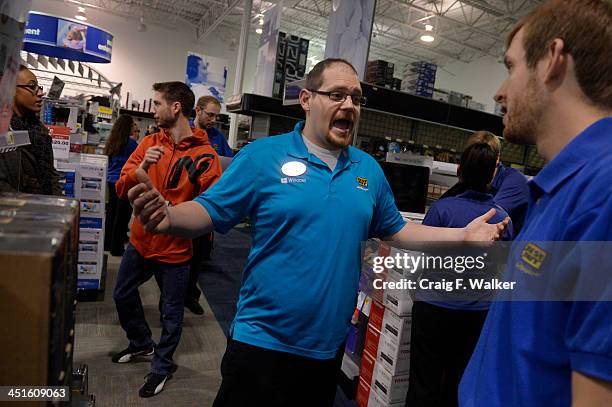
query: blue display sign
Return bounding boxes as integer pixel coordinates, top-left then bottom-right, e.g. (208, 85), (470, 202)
(23, 12), (113, 63)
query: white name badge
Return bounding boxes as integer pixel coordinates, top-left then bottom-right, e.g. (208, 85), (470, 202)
(281, 161), (307, 177)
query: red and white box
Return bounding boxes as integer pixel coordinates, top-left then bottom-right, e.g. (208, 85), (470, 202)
(377, 332), (410, 375)
(360, 349), (377, 386)
(369, 299), (385, 331)
(364, 323), (382, 357)
(356, 377), (372, 407)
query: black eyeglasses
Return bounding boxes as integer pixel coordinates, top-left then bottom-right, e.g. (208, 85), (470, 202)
(308, 89), (367, 106)
(17, 84), (43, 94)
(203, 111), (219, 119)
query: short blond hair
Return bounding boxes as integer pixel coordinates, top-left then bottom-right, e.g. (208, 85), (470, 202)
(196, 95), (221, 109)
(466, 131), (501, 156)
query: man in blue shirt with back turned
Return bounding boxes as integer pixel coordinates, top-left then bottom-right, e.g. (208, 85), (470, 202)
(127, 59), (507, 407)
(465, 131), (528, 234)
(459, 0), (612, 406)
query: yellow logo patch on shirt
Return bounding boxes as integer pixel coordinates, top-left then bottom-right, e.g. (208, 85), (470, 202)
(357, 177), (368, 188)
(521, 243), (547, 270)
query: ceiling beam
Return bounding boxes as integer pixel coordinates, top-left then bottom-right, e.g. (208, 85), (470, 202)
(195, 0), (243, 41)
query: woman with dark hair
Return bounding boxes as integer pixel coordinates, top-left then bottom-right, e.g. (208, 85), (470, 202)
(104, 114), (139, 256)
(406, 142), (514, 407)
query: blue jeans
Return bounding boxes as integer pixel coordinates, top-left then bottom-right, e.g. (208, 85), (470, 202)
(113, 244), (189, 375)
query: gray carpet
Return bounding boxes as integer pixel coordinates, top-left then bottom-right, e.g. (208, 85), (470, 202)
(73, 253), (226, 406)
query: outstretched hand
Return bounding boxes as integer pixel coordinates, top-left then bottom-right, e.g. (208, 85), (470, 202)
(127, 168), (170, 234)
(465, 208), (509, 241)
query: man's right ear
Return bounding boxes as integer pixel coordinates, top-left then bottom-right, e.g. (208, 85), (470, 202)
(299, 89), (311, 112)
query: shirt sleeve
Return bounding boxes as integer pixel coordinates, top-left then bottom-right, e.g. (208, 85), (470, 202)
(220, 137), (234, 157)
(194, 146), (259, 234)
(493, 170), (529, 214)
(564, 194), (612, 381)
(369, 166), (406, 238)
(566, 301), (612, 381)
(422, 204), (443, 227)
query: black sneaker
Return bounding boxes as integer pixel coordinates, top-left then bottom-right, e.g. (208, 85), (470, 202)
(139, 372), (172, 398)
(111, 346), (154, 363)
(185, 299), (204, 315)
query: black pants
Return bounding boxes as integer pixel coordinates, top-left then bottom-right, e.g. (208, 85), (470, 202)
(406, 301), (488, 407)
(104, 182), (133, 256)
(213, 338), (343, 407)
(186, 233), (213, 302)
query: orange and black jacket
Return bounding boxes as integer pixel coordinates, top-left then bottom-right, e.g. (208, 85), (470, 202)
(116, 127), (222, 263)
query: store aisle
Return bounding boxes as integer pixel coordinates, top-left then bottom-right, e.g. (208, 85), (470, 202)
(73, 253), (227, 406)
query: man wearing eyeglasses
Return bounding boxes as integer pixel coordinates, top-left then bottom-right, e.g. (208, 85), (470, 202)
(195, 96), (233, 158)
(127, 58), (507, 406)
(0, 65), (62, 195)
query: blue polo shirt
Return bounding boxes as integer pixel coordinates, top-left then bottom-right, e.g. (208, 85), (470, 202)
(491, 163), (529, 234)
(459, 117), (612, 406)
(418, 190), (513, 310)
(195, 122), (406, 359)
(206, 126), (233, 157)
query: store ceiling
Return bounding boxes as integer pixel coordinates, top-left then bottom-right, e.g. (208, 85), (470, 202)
(54, 0), (545, 68)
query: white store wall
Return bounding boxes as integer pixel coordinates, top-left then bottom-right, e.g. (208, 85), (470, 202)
(435, 56), (508, 113)
(30, 0), (260, 107)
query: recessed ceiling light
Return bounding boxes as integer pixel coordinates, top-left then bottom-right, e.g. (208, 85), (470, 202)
(75, 11), (87, 21)
(420, 34), (435, 42)
(255, 28), (262, 34)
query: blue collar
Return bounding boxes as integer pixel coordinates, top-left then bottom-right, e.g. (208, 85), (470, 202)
(531, 117), (612, 196)
(491, 163), (506, 190)
(456, 190), (495, 203)
(287, 121), (362, 164)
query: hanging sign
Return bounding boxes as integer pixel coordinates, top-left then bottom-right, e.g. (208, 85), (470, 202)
(23, 12), (113, 63)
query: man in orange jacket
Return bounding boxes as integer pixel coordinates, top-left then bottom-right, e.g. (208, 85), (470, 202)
(112, 81), (222, 398)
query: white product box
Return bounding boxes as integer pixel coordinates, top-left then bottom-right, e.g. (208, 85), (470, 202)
(78, 242), (100, 262)
(381, 309), (412, 348)
(383, 289), (414, 317)
(80, 200), (104, 216)
(377, 332), (410, 375)
(371, 363), (410, 404)
(78, 262), (97, 275)
(79, 228), (103, 243)
(368, 389), (405, 407)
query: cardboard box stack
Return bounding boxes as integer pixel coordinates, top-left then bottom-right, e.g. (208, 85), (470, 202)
(355, 241), (414, 407)
(0, 194), (79, 389)
(401, 61), (437, 98)
(56, 154), (107, 291)
(366, 60), (395, 87)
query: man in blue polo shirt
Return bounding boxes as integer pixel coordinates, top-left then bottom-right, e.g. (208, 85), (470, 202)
(195, 95), (233, 157)
(459, 1), (612, 406)
(128, 59), (507, 406)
